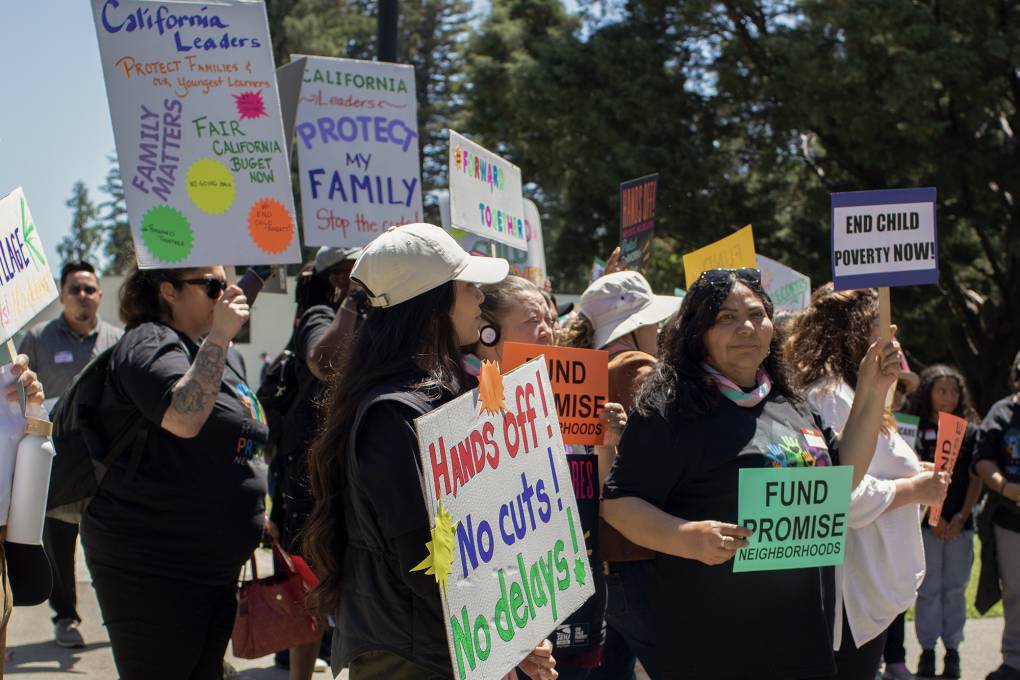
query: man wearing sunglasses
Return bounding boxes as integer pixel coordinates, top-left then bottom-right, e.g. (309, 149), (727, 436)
(17, 260), (123, 649)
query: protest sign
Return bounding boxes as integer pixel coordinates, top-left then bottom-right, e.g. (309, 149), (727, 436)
(92, 0), (300, 267)
(0, 189), (58, 343)
(830, 187), (938, 291)
(682, 225), (756, 289)
(294, 55), (422, 247)
(448, 130), (527, 250)
(590, 257), (606, 283)
(444, 196), (547, 287)
(414, 358), (594, 680)
(501, 343), (609, 446)
(895, 412), (920, 450)
(928, 411), (968, 527)
(734, 465), (853, 573)
(757, 255), (811, 312)
(618, 174), (658, 271)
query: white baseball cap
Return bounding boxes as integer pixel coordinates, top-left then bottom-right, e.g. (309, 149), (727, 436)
(351, 223), (509, 308)
(314, 246), (363, 274)
(582, 271), (682, 349)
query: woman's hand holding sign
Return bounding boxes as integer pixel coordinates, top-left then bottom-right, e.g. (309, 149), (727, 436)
(515, 639), (557, 679)
(677, 520), (753, 566)
(855, 324), (902, 399)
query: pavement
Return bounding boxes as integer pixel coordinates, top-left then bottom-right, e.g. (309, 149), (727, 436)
(3, 543), (1005, 679)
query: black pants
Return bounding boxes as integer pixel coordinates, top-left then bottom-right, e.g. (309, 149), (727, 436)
(88, 560), (238, 680)
(43, 517), (80, 623)
(832, 611), (889, 680)
(882, 612), (907, 664)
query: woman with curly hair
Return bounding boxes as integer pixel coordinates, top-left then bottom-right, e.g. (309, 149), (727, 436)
(909, 365), (982, 678)
(786, 284), (949, 680)
(602, 269), (902, 679)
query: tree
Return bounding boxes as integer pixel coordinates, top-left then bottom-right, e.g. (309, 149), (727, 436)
(56, 181), (103, 268)
(97, 155), (135, 275)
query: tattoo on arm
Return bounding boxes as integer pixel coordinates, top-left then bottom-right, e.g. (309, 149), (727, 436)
(171, 341), (227, 417)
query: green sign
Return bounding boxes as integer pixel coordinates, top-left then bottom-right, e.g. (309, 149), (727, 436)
(895, 412), (920, 449)
(733, 465), (853, 573)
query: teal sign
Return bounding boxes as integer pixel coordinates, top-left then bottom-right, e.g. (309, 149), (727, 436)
(734, 465), (853, 573)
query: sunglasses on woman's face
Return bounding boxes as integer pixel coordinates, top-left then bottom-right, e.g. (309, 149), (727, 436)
(698, 268), (762, 286)
(180, 277), (228, 300)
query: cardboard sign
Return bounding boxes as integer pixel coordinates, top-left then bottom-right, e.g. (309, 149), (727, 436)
(0, 189), (59, 343)
(682, 225), (756, 289)
(444, 197), (547, 287)
(294, 56), (423, 247)
(619, 174), (658, 271)
(757, 255), (811, 312)
(501, 343), (609, 446)
(414, 358), (594, 680)
(831, 188), (938, 291)
(448, 130), (527, 250)
(928, 411), (968, 526)
(590, 257), (606, 283)
(92, 0), (300, 267)
(895, 412), (920, 450)
(734, 465), (853, 573)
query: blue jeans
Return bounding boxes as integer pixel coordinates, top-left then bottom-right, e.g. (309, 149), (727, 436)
(915, 527), (973, 649)
(588, 560), (656, 680)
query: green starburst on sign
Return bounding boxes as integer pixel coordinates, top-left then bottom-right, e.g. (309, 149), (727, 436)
(20, 198), (44, 272)
(574, 557), (587, 586)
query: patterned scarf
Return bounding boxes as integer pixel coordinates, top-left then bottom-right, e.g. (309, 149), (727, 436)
(703, 362), (772, 407)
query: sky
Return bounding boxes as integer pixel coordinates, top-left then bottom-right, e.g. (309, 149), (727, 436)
(0, 1), (117, 271)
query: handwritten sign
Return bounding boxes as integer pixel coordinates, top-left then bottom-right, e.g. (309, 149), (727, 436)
(0, 189), (59, 343)
(831, 188), (938, 291)
(928, 411), (968, 526)
(415, 358), (593, 680)
(895, 412), (920, 450)
(501, 343), (609, 446)
(448, 130), (527, 250)
(294, 55), (422, 247)
(757, 255), (811, 312)
(92, 0), (300, 267)
(619, 174), (658, 271)
(445, 198), (547, 287)
(682, 225), (756, 289)
(735, 466), (853, 573)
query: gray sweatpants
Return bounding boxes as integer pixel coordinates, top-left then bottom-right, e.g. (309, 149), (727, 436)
(996, 524), (1020, 670)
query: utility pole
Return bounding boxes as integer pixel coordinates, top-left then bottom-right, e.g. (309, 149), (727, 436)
(378, 0), (398, 62)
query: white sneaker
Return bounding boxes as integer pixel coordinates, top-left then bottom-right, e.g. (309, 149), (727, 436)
(314, 657), (329, 673)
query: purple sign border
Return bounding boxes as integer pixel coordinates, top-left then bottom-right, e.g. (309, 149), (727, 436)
(830, 187), (938, 291)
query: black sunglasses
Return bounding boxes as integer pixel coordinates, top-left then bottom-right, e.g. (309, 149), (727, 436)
(698, 267), (762, 286)
(180, 277), (228, 299)
(67, 284), (98, 296)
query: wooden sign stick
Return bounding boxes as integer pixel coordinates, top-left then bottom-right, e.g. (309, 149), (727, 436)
(879, 287), (897, 409)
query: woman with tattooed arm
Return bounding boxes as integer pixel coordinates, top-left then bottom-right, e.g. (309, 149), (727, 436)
(81, 265), (270, 680)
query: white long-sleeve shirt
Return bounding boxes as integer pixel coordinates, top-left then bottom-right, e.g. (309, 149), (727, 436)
(807, 379), (924, 650)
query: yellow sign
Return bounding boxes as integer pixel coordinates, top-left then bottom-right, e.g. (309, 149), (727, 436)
(682, 225), (757, 288)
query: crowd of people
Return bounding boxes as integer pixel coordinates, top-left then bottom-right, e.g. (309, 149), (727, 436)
(3, 223), (1020, 680)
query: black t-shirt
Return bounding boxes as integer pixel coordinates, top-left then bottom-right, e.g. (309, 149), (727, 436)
(974, 395), (1020, 533)
(82, 322), (268, 584)
(916, 418), (977, 528)
(603, 392), (838, 680)
(279, 305), (334, 548)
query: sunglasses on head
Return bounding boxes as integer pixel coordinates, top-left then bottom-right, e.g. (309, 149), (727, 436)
(67, 284), (98, 296)
(698, 268), (762, 286)
(180, 277), (228, 299)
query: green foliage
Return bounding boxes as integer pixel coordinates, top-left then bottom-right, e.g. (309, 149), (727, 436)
(97, 156), (135, 275)
(57, 181), (102, 268)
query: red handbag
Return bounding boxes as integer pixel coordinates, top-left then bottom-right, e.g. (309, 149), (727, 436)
(231, 545), (321, 659)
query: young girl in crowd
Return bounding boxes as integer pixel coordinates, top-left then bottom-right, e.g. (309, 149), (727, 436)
(81, 266), (268, 680)
(974, 350), (1020, 680)
(602, 268), (901, 679)
(786, 285), (948, 680)
(561, 270), (680, 680)
(909, 365), (982, 678)
(302, 224), (557, 680)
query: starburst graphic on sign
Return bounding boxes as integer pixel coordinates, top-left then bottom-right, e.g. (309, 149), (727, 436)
(20, 198), (44, 271)
(574, 557), (587, 586)
(233, 91), (267, 120)
(478, 360), (506, 415)
(411, 500), (459, 596)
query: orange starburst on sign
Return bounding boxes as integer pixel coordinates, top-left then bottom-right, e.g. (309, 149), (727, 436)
(478, 360), (506, 415)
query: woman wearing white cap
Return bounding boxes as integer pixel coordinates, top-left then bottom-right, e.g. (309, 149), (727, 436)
(302, 224), (558, 680)
(560, 271), (682, 680)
